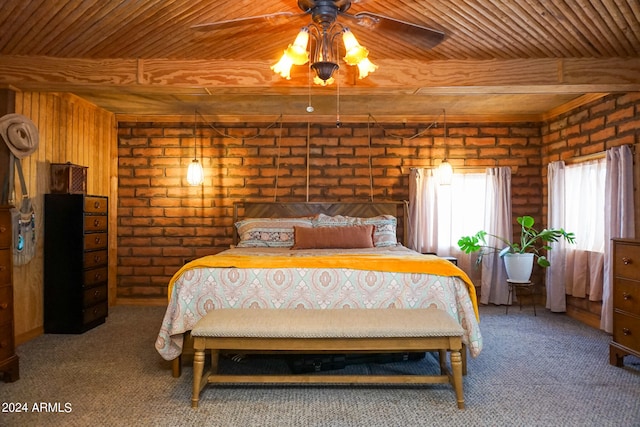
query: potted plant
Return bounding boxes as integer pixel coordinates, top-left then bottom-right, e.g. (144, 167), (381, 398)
(457, 215), (576, 282)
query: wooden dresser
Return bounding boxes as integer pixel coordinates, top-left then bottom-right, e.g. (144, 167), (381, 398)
(610, 239), (640, 367)
(44, 194), (109, 333)
(0, 206), (19, 382)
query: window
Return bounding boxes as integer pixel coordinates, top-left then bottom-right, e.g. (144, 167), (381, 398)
(549, 157), (607, 302)
(409, 167), (511, 304)
(436, 173), (486, 254)
(564, 159), (606, 253)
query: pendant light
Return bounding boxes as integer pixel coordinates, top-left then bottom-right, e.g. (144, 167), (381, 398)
(187, 110), (204, 186)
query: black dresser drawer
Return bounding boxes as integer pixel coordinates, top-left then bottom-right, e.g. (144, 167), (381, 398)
(83, 284), (107, 307)
(84, 196), (107, 214)
(84, 214), (107, 232)
(83, 302), (108, 326)
(84, 249), (108, 269)
(84, 232), (108, 251)
(84, 267), (108, 287)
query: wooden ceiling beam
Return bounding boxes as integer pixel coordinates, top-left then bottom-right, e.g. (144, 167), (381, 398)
(1, 55), (639, 92)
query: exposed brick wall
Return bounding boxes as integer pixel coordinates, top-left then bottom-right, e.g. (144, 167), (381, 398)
(117, 120), (541, 301)
(541, 93), (640, 208)
(540, 92), (640, 321)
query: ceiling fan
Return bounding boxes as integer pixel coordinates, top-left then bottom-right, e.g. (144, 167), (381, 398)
(193, 0), (445, 85)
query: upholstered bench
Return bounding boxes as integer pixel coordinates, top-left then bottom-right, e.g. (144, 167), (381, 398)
(191, 308), (465, 409)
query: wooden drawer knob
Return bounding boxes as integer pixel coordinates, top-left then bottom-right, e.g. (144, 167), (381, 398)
(94, 272), (102, 280)
(622, 292), (632, 301)
(94, 201), (100, 209)
(94, 289), (101, 298)
(0, 303), (8, 310)
(622, 328), (631, 336)
(0, 265), (6, 272)
(622, 257), (632, 265)
(94, 255), (102, 263)
(94, 219), (101, 227)
(95, 237), (101, 244)
(0, 226), (6, 233)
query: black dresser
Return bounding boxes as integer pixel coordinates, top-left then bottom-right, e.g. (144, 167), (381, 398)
(44, 194), (108, 333)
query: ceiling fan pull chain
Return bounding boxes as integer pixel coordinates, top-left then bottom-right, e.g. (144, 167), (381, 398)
(336, 65), (341, 127)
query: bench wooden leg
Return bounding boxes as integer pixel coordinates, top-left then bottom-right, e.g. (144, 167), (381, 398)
(461, 343), (467, 376)
(211, 349), (219, 374)
(450, 350), (465, 409)
(191, 349), (204, 408)
(446, 344), (468, 376)
(438, 349), (447, 374)
(172, 355), (182, 378)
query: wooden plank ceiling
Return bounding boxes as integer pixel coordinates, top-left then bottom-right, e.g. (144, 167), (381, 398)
(0, 0), (639, 122)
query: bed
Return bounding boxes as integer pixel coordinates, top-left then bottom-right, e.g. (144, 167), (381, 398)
(155, 201), (483, 372)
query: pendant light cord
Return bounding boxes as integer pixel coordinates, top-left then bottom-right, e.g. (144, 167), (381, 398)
(367, 115), (373, 202)
(306, 121), (311, 202)
(193, 109), (198, 160)
(273, 116), (284, 202)
(443, 108), (448, 161)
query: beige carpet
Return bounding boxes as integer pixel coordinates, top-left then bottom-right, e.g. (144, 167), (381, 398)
(1, 304), (638, 427)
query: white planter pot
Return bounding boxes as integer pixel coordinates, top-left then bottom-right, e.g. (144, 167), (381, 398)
(503, 253), (534, 282)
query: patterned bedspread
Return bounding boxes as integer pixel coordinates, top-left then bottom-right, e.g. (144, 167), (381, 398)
(155, 246), (483, 360)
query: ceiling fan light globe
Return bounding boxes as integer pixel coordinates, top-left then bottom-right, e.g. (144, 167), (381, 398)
(344, 45), (369, 65)
(341, 28), (360, 50)
(285, 45), (309, 66)
(271, 54), (295, 79)
(356, 57), (377, 79)
(286, 28), (311, 65)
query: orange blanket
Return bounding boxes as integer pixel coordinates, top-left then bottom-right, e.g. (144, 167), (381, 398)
(168, 253), (479, 320)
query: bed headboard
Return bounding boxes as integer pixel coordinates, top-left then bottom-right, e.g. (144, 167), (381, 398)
(233, 201), (408, 246)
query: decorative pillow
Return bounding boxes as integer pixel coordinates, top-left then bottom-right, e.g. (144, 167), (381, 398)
(312, 214), (398, 247)
(235, 217), (313, 248)
(292, 225), (375, 249)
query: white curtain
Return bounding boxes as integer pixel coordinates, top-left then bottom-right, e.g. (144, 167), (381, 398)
(565, 159), (607, 302)
(546, 161), (568, 311)
(547, 146), (635, 322)
(408, 168), (438, 253)
(479, 167), (512, 305)
(601, 145), (635, 332)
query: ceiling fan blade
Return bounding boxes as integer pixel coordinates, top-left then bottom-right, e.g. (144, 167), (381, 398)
(192, 12), (307, 31)
(342, 12), (445, 50)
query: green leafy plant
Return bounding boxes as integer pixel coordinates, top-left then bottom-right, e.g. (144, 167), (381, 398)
(457, 216), (576, 268)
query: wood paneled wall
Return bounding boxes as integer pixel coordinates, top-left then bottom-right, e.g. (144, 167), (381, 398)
(10, 91), (116, 343)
